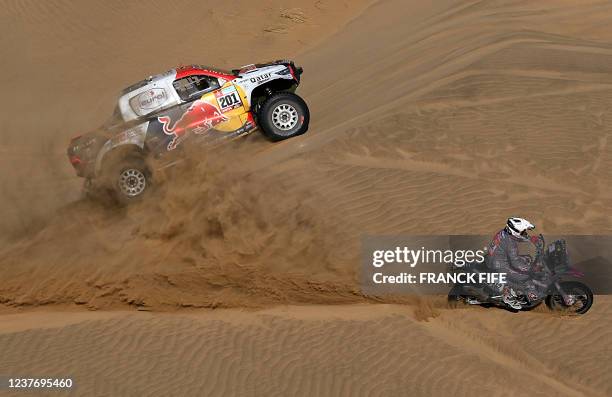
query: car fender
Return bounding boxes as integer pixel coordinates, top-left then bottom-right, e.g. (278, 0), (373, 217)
(233, 65), (294, 107)
(94, 122), (149, 175)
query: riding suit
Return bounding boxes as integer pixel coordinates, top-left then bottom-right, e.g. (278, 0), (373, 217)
(486, 229), (540, 302)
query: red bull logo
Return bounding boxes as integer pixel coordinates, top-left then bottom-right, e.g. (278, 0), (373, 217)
(158, 100), (229, 150)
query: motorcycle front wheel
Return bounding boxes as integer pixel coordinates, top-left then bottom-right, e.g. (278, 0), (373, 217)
(546, 281), (593, 314)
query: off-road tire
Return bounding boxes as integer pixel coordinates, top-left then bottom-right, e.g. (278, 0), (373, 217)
(102, 156), (151, 204)
(257, 92), (309, 141)
(448, 285), (468, 308)
(545, 281), (593, 315)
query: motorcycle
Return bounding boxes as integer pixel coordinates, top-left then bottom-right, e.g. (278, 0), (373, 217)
(448, 234), (594, 314)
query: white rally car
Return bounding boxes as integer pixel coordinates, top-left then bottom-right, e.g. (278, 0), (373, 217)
(67, 60), (309, 201)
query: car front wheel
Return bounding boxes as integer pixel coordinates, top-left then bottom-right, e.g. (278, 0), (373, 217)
(257, 92), (309, 141)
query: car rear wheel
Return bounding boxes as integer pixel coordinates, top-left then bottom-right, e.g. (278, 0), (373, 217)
(118, 167), (147, 198)
(258, 92), (309, 141)
(102, 157), (151, 204)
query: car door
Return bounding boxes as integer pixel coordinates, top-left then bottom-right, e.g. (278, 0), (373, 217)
(197, 79), (250, 134)
(157, 74), (252, 151)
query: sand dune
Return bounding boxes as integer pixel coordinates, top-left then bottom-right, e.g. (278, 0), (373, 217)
(272, 0), (612, 234)
(3, 0), (612, 307)
(1, 302), (610, 396)
(1, 0), (612, 395)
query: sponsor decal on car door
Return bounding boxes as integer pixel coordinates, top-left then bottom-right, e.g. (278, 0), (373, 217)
(215, 86), (242, 112)
(148, 82), (251, 151)
(158, 99), (228, 150)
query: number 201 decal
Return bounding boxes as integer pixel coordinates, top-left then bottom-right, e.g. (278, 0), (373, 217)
(216, 87), (242, 112)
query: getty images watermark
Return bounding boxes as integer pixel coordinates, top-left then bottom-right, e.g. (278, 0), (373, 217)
(361, 235), (612, 295)
(371, 245), (506, 285)
(361, 236), (507, 294)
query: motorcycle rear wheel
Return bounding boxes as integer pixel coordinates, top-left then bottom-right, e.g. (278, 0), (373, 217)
(448, 285), (469, 308)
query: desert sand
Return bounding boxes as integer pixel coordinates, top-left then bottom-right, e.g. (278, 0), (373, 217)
(1, 0), (611, 396)
(1, 302), (611, 396)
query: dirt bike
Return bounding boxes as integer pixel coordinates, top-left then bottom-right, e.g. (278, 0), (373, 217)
(448, 234), (593, 314)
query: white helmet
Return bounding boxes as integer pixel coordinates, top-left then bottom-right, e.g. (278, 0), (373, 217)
(506, 217), (535, 241)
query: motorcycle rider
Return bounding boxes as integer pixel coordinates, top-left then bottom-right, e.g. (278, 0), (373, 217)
(486, 217), (536, 310)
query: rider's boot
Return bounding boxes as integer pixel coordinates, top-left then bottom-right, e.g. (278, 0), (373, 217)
(502, 286), (522, 310)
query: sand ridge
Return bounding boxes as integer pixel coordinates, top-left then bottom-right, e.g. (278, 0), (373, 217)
(0, 302), (610, 396)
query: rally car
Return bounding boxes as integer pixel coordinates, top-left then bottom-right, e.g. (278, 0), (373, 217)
(67, 60), (309, 202)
